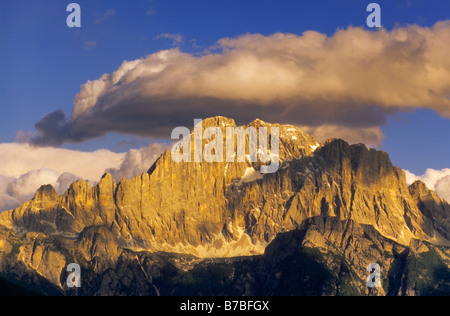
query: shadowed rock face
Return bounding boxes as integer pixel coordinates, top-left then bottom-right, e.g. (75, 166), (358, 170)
(409, 180), (450, 241)
(0, 116), (449, 295)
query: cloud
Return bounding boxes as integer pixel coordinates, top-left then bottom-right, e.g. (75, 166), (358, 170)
(405, 168), (450, 202)
(107, 143), (169, 180)
(27, 21), (450, 147)
(0, 175), (20, 212)
(436, 176), (450, 202)
(0, 142), (167, 212)
(404, 169), (419, 186)
(0, 169), (81, 213)
(0, 142), (123, 212)
(157, 33), (184, 46)
(298, 124), (385, 148)
(0, 143), (124, 180)
(94, 9), (116, 24)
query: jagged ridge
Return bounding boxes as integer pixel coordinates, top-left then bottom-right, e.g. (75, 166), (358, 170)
(0, 116), (449, 295)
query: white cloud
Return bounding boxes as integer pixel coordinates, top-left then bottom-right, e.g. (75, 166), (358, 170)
(404, 169), (419, 186)
(405, 168), (450, 202)
(107, 143), (169, 181)
(72, 59), (144, 119)
(0, 143), (124, 180)
(436, 175), (450, 202)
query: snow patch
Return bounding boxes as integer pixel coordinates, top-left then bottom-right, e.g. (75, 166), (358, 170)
(310, 143), (320, 152)
(238, 167), (264, 185)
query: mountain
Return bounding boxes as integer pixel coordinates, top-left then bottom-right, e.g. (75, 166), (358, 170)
(0, 116), (449, 296)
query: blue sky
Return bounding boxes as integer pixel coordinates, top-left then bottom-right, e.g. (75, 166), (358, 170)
(0, 0), (449, 177)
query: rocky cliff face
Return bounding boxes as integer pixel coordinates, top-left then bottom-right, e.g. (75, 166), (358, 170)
(0, 116), (449, 295)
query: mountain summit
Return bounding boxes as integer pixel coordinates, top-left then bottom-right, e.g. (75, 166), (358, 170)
(0, 117), (449, 296)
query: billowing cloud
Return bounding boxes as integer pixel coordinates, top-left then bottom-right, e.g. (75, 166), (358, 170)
(436, 176), (450, 202)
(0, 143), (125, 180)
(0, 143), (123, 212)
(0, 142), (167, 212)
(107, 143), (170, 180)
(28, 21), (450, 147)
(405, 168), (450, 202)
(0, 169), (81, 213)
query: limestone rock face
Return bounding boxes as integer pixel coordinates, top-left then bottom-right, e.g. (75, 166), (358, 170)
(228, 138), (445, 246)
(16, 233), (67, 287)
(0, 116), (449, 295)
(409, 180), (450, 240)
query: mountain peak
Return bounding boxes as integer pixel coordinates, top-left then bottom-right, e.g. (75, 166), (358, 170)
(0, 116), (449, 295)
(409, 179), (450, 241)
(199, 116), (237, 128)
(33, 184), (58, 202)
(409, 179), (431, 193)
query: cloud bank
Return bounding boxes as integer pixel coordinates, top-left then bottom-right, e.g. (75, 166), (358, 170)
(106, 143), (169, 180)
(27, 21), (450, 147)
(0, 143), (125, 179)
(0, 143), (167, 212)
(0, 170), (81, 213)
